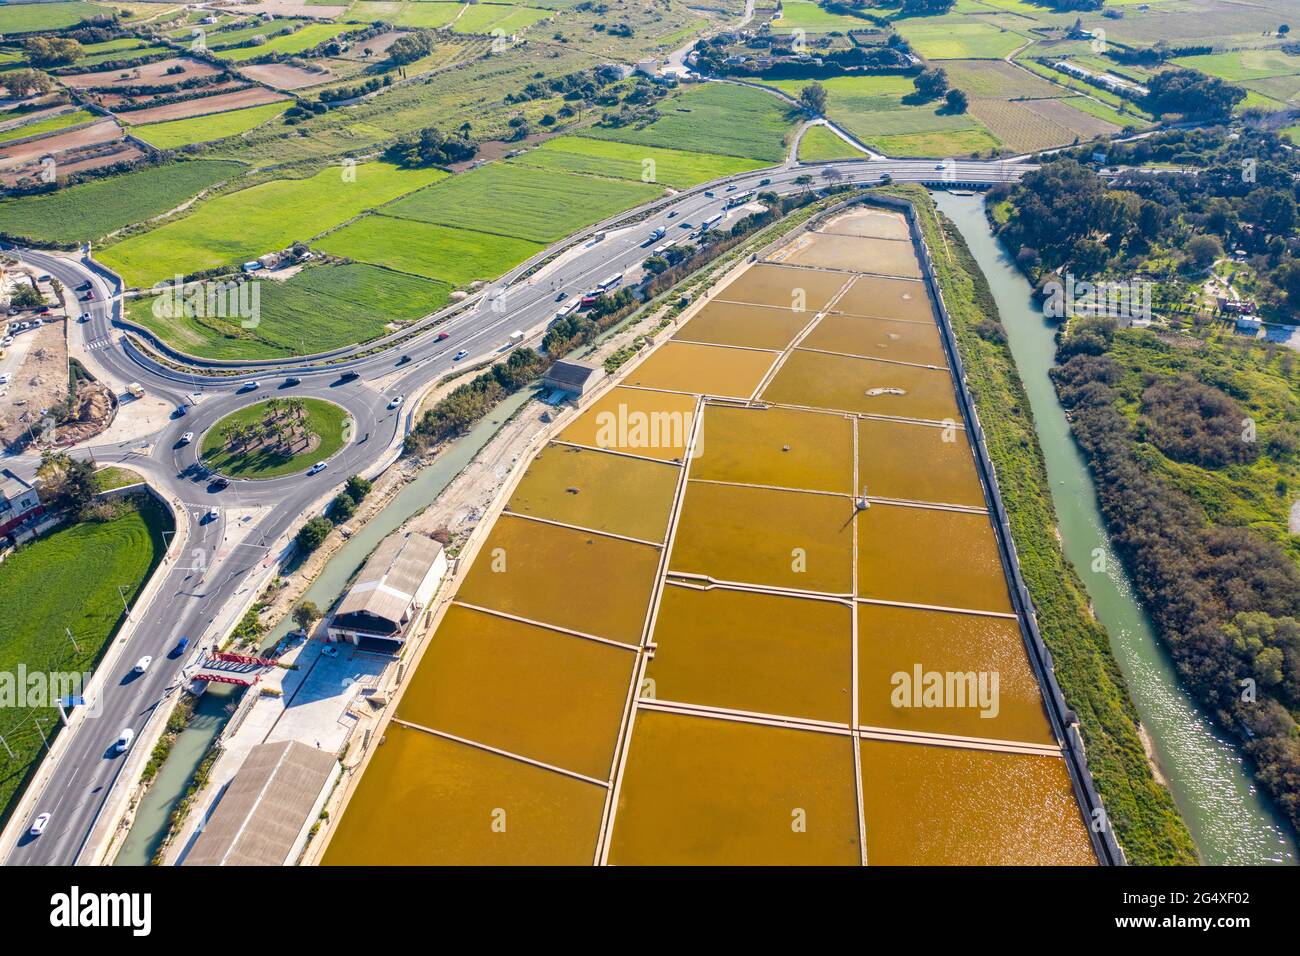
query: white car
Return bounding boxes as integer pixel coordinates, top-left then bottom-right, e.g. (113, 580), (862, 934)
(29, 812), (51, 837)
(388, 395), (404, 409)
(0, 374), (8, 386)
(179, 431), (194, 444)
(307, 461), (327, 475)
(133, 656), (152, 674)
(453, 349), (469, 361)
(206, 506), (220, 522)
(321, 645), (339, 658)
(115, 728), (134, 754)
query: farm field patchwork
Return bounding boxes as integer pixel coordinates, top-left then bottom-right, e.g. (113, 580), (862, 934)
(797, 123), (869, 162)
(580, 82), (798, 162)
(128, 262), (450, 360)
(508, 135), (768, 189)
(98, 161), (447, 287)
(322, 206), (1097, 865)
(115, 87), (288, 126)
(316, 215), (545, 286)
(0, 160), (244, 245)
(769, 76), (999, 157)
(214, 23), (366, 62)
(0, 0), (102, 33)
(895, 17), (1032, 60)
(131, 100), (293, 149)
(0, 108), (96, 144)
(382, 162), (664, 243)
(451, 2), (552, 34)
(0, 500), (170, 824)
(770, 0), (879, 31)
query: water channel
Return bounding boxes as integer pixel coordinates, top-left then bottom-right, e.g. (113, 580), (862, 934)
(933, 190), (1295, 865)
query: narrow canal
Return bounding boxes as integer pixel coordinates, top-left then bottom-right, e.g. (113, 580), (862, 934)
(933, 190), (1295, 865)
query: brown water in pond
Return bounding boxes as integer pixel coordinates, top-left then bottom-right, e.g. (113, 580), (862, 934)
(713, 261), (850, 313)
(556, 385), (698, 462)
(622, 340), (777, 400)
(857, 503), (1013, 613)
(607, 710), (861, 865)
(802, 312), (948, 367)
(647, 583), (853, 724)
(856, 417), (985, 507)
(321, 722), (607, 866)
(507, 442), (679, 542)
(856, 602), (1055, 745)
(692, 403), (854, 495)
(457, 514), (661, 645)
(673, 299), (813, 351)
(397, 605), (636, 780)
(669, 480), (855, 595)
(832, 274), (932, 323)
(762, 349), (961, 421)
(821, 208), (913, 241)
(858, 738), (1096, 865)
(780, 233), (923, 278)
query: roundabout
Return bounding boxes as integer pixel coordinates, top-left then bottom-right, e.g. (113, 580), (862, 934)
(199, 397), (352, 480)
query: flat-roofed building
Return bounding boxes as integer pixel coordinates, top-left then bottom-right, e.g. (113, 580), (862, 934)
(0, 469), (42, 538)
(327, 532), (446, 651)
(182, 740), (339, 867)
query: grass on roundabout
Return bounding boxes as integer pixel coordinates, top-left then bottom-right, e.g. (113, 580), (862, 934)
(200, 397), (351, 480)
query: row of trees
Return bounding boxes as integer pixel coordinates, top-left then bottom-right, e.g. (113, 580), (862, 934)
(220, 398), (313, 456)
(295, 474), (373, 555)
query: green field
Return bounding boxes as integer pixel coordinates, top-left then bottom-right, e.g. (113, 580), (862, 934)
(383, 162), (663, 243)
(580, 82), (797, 162)
(0, 160), (245, 245)
(98, 161), (447, 287)
(0, 499), (170, 825)
(797, 123), (869, 162)
(0, 1), (103, 33)
(510, 135), (767, 188)
(92, 466), (144, 491)
(770, 76), (999, 156)
(201, 397), (351, 479)
(201, 19), (308, 48)
(771, 0), (880, 31)
(317, 214), (545, 286)
(215, 23), (366, 62)
(132, 101), (292, 150)
(0, 109), (97, 144)
(896, 17), (1031, 59)
(452, 2), (551, 34)
(128, 262), (450, 360)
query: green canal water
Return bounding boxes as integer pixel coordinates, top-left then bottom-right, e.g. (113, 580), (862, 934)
(933, 190), (1295, 865)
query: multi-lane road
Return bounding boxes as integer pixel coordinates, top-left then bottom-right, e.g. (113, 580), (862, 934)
(2, 154), (1031, 865)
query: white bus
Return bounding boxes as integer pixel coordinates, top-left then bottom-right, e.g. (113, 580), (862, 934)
(597, 273), (623, 292)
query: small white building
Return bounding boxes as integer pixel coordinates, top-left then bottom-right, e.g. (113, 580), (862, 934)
(327, 533), (446, 651)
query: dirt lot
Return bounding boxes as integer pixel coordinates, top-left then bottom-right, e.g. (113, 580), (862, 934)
(118, 86), (287, 125)
(333, 29), (403, 59)
(0, 120), (122, 169)
(96, 79), (247, 110)
(0, 315), (69, 451)
(1, 141), (143, 188)
(238, 62), (334, 90)
(59, 57), (223, 89)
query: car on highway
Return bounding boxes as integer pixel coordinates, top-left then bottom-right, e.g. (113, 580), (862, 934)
(240, 380), (260, 392)
(388, 395), (404, 409)
(179, 431), (194, 444)
(284, 376), (301, 387)
(339, 370), (360, 382)
(115, 729), (134, 754)
(436, 331), (450, 341)
(206, 506), (220, 522)
(453, 348), (469, 361)
(725, 184), (737, 192)
(77, 281), (91, 291)
(704, 190), (715, 198)
(397, 354), (411, 365)
(171, 637), (189, 657)
(79, 312), (90, 322)
(555, 291), (568, 302)
(81, 290), (94, 301)
(307, 461), (327, 476)
(211, 476), (230, 490)
(29, 813), (50, 837)
(133, 656), (152, 674)
(759, 178), (772, 186)
(667, 210), (677, 219)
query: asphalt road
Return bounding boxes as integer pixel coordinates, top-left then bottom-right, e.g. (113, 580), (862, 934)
(2, 156), (1030, 865)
